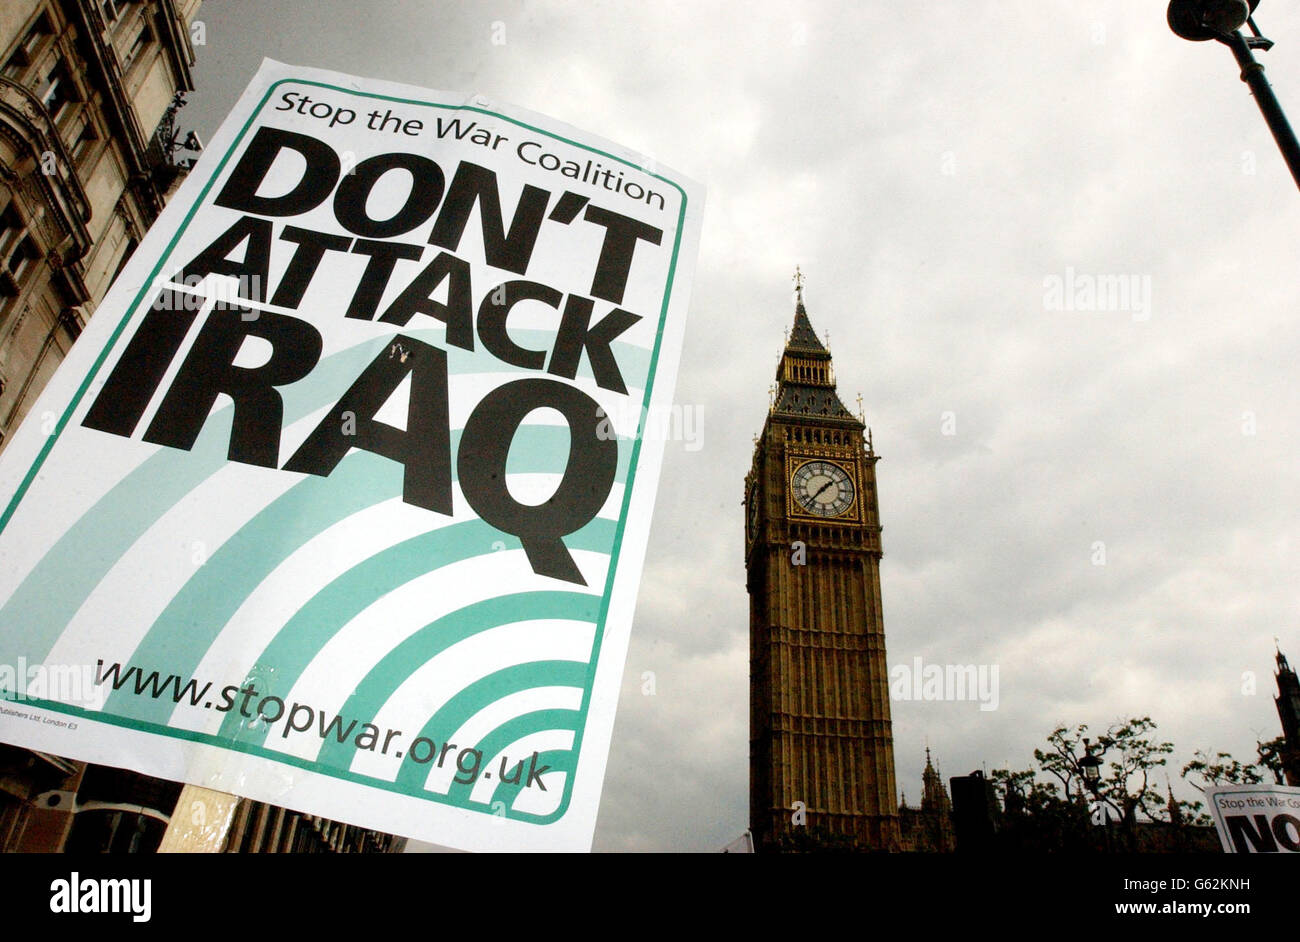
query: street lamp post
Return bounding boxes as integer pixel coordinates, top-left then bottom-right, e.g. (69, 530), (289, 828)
(1079, 738), (1109, 852)
(1168, 0), (1300, 189)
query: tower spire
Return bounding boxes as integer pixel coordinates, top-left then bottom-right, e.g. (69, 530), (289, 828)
(784, 280), (829, 356)
(770, 272), (858, 425)
(1275, 642), (1300, 785)
(1166, 777), (1183, 827)
(921, 747), (952, 816)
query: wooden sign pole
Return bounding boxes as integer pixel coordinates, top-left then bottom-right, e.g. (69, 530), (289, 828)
(157, 784), (240, 852)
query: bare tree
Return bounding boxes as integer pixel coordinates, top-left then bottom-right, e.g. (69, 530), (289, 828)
(1256, 735), (1288, 785)
(1181, 749), (1265, 793)
(1094, 716), (1175, 827)
(1032, 717), (1173, 828)
(991, 716), (1179, 851)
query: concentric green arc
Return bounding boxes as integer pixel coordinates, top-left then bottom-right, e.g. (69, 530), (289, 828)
(112, 446), (627, 725)
(3, 328), (644, 669)
(487, 746), (574, 812)
(393, 661), (587, 791)
(445, 711), (580, 807)
(214, 526), (614, 747)
(311, 590), (599, 769)
(0, 74), (692, 826)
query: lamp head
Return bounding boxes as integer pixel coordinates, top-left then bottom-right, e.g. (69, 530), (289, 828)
(1079, 737), (1103, 785)
(1168, 0), (1259, 41)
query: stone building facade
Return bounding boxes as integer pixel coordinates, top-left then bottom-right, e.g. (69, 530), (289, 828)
(0, 1), (403, 854)
(0, 0), (202, 448)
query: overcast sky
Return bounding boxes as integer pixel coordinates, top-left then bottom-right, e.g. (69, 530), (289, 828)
(180, 0), (1300, 851)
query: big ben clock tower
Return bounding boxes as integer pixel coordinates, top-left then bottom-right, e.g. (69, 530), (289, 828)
(745, 272), (900, 851)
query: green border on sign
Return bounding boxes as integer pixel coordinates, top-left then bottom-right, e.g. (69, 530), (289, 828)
(0, 77), (690, 827)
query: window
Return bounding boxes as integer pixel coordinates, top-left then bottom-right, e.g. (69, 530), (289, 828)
(0, 202), (26, 327)
(0, 203), (37, 290)
(20, 16), (50, 56)
(101, 0), (123, 24)
(0, 206), (24, 277)
(37, 62), (76, 121)
(0, 204), (33, 328)
(109, 235), (137, 286)
(2, 13), (53, 79)
(72, 118), (99, 164)
(6, 237), (38, 282)
(119, 14), (153, 73)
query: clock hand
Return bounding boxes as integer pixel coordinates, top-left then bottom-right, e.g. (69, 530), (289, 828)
(812, 480), (835, 500)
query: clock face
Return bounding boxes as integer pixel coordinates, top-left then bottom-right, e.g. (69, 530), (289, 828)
(791, 460), (855, 517)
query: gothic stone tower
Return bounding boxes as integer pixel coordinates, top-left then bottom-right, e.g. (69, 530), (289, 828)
(1276, 647), (1300, 786)
(745, 280), (900, 851)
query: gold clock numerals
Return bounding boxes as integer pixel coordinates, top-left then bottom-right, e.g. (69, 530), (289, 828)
(791, 460), (855, 517)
